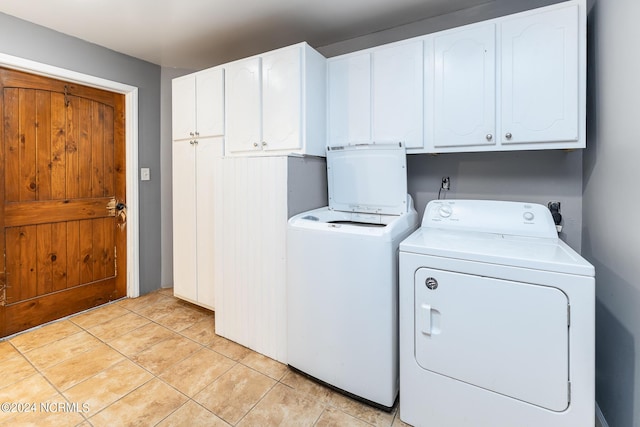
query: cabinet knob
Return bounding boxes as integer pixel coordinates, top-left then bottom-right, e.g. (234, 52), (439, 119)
(486, 134), (493, 141)
(195, 131), (200, 137)
(505, 132), (512, 140)
(253, 142), (259, 147)
(262, 141), (267, 147)
(190, 132), (194, 137)
(189, 140), (194, 145)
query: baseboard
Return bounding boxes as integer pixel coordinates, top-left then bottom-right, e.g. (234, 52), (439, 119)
(596, 402), (609, 427)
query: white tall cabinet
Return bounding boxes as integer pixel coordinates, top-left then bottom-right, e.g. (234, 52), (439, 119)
(172, 67), (224, 310)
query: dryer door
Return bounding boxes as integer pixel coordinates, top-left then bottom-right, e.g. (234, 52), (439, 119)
(414, 267), (569, 411)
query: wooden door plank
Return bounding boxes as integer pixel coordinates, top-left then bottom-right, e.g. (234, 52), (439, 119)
(2, 280), (117, 337)
(5, 227), (22, 304)
(36, 223), (53, 296)
(51, 92), (66, 200)
(103, 106), (115, 197)
(105, 218), (115, 278)
(65, 95), (79, 199)
(4, 88), (20, 202)
(92, 102), (105, 197)
(78, 98), (92, 198)
(19, 89), (37, 202)
(92, 218), (106, 281)
(79, 220), (93, 284)
(19, 226), (38, 300)
(4, 197), (114, 227)
(35, 90), (52, 201)
(52, 222), (68, 291)
(66, 220), (80, 288)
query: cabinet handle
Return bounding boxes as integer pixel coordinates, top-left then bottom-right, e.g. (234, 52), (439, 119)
(195, 131), (200, 137)
(194, 140), (198, 145)
(486, 134), (493, 141)
(262, 141), (267, 147)
(505, 132), (512, 140)
(190, 132), (195, 137)
(189, 140), (195, 145)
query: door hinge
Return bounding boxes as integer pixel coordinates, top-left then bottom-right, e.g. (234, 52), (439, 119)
(0, 248), (6, 306)
(114, 246), (118, 277)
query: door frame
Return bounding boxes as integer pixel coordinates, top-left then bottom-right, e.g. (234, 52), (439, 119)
(0, 52), (140, 298)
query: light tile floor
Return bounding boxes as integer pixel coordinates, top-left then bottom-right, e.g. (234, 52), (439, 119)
(0, 288), (409, 426)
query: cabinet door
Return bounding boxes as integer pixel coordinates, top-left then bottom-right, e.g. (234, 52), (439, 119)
(172, 76), (196, 140)
(500, 5), (579, 144)
(262, 47), (302, 152)
(372, 41), (423, 149)
(196, 68), (224, 138)
(328, 53), (371, 146)
(195, 138), (224, 309)
(433, 25), (496, 148)
(172, 140), (197, 301)
(226, 57), (262, 154)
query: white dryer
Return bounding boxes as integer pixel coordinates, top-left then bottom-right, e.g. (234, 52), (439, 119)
(399, 200), (594, 427)
(287, 143), (418, 410)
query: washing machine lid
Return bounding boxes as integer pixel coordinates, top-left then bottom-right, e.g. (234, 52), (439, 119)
(327, 143), (408, 215)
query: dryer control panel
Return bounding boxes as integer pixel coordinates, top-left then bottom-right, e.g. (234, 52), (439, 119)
(422, 200), (558, 239)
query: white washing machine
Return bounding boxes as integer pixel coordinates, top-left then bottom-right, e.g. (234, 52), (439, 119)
(399, 200), (595, 427)
(287, 143), (418, 410)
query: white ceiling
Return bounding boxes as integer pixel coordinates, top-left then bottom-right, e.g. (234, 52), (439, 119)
(0, 0), (492, 70)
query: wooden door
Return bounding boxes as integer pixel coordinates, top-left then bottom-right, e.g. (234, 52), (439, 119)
(0, 67), (127, 337)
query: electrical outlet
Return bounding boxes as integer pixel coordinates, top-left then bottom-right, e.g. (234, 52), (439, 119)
(548, 201), (561, 212)
(441, 177), (450, 191)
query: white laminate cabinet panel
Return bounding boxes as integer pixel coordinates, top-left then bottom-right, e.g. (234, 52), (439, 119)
(433, 24), (496, 148)
(196, 68), (225, 138)
(262, 47), (302, 152)
(372, 40), (424, 149)
(500, 5), (579, 144)
(172, 76), (196, 141)
(226, 57), (262, 154)
(328, 53), (372, 146)
(172, 140), (197, 302)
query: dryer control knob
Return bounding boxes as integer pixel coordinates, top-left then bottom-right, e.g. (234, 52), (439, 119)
(438, 205), (453, 218)
(425, 277), (439, 290)
(523, 211), (535, 221)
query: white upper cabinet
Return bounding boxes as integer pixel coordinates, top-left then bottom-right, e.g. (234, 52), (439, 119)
(433, 25), (496, 149)
(500, 4), (579, 145)
(328, 53), (371, 145)
(372, 41), (424, 149)
(425, 1), (584, 152)
(172, 67), (224, 141)
(262, 47), (302, 152)
(328, 40), (423, 148)
(225, 42), (326, 157)
(225, 57), (262, 154)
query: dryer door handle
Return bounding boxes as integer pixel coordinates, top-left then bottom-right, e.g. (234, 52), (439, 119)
(420, 303), (432, 336)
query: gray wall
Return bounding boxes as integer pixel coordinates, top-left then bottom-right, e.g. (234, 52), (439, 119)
(0, 12), (162, 295)
(583, 0), (640, 425)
